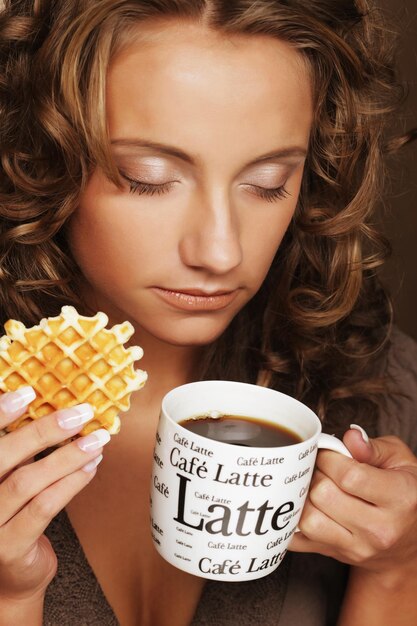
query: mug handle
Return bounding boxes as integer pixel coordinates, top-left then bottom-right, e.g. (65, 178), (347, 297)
(317, 432), (352, 458)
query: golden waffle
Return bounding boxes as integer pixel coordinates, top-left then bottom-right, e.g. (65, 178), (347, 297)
(0, 305), (147, 437)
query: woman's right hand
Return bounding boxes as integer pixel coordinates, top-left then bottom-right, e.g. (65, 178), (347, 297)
(0, 386), (111, 604)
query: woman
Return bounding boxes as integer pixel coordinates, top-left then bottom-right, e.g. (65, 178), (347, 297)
(0, 0), (416, 624)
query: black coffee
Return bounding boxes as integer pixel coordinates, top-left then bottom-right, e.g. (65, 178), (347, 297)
(179, 415), (302, 448)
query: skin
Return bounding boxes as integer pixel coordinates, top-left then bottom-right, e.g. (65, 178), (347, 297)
(0, 18), (417, 626)
(293, 433), (417, 626)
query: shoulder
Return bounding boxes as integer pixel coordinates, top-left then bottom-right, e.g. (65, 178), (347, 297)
(378, 326), (417, 453)
(387, 326), (417, 375)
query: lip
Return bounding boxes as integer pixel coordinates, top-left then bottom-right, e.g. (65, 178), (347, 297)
(151, 287), (240, 311)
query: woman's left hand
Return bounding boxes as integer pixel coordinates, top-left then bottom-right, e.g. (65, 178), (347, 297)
(289, 428), (417, 583)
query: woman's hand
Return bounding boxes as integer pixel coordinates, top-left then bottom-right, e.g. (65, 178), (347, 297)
(289, 428), (417, 584)
(0, 386), (111, 604)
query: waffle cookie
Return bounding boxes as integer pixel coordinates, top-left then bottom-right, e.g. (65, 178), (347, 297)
(0, 305), (147, 438)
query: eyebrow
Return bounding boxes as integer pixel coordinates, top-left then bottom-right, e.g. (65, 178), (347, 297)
(110, 138), (307, 166)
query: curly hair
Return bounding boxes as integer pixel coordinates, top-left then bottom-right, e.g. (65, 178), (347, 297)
(0, 0), (414, 436)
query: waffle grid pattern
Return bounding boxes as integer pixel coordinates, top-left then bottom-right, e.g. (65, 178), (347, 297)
(0, 306), (147, 437)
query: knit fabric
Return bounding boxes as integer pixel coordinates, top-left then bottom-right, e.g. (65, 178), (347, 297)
(44, 508), (290, 625)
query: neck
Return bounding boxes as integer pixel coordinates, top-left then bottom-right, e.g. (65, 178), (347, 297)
(134, 334), (204, 412)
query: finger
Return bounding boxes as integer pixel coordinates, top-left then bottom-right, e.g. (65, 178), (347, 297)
(343, 426), (372, 463)
(0, 429), (111, 525)
(316, 451), (403, 506)
(1, 457), (35, 485)
(289, 531), (335, 557)
(0, 387), (37, 429)
(0, 403), (95, 478)
(343, 430), (417, 470)
(290, 498), (352, 553)
(308, 469), (378, 531)
(1, 458), (103, 562)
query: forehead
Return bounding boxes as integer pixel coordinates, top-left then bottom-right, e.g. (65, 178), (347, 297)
(106, 21), (313, 158)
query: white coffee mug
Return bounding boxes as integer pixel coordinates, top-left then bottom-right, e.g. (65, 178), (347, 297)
(150, 380), (351, 582)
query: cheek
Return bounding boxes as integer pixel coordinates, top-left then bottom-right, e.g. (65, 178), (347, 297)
(67, 226), (150, 308)
(244, 169), (303, 283)
(242, 207), (295, 287)
(67, 190), (175, 286)
(67, 212), (131, 284)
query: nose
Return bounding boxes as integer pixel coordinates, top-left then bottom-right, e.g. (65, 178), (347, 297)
(179, 189), (243, 275)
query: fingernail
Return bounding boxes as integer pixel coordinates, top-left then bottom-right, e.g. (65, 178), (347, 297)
(350, 424), (370, 444)
(77, 428), (111, 452)
(82, 454), (103, 473)
(56, 404), (94, 430)
(0, 386), (36, 413)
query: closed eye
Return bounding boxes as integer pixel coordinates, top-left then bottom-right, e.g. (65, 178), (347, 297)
(120, 171), (290, 202)
(248, 184), (290, 202)
(120, 172), (176, 196)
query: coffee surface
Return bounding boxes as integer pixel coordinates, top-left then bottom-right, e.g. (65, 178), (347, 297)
(179, 414), (302, 447)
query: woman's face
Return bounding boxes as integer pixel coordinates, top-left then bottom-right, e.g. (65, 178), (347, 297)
(68, 21), (313, 347)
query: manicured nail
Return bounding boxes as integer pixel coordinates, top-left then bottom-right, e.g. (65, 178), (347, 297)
(77, 428), (111, 452)
(350, 424), (370, 444)
(82, 454), (103, 473)
(0, 386), (36, 413)
(56, 404), (94, 430)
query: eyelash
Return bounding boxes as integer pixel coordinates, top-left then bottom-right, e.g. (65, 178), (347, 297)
(252, 185), (290, 202)
(121, 174), (290, 202)
(123, 174), (175, 196)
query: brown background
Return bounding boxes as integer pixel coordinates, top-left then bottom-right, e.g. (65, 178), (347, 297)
(379, 0), (417, 340)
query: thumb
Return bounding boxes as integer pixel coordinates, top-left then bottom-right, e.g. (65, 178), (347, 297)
(343, 425), (414, 470)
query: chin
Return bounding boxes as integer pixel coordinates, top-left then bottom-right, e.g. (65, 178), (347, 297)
(157, 329), (227, 348)
(146, 317), (234, 347)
